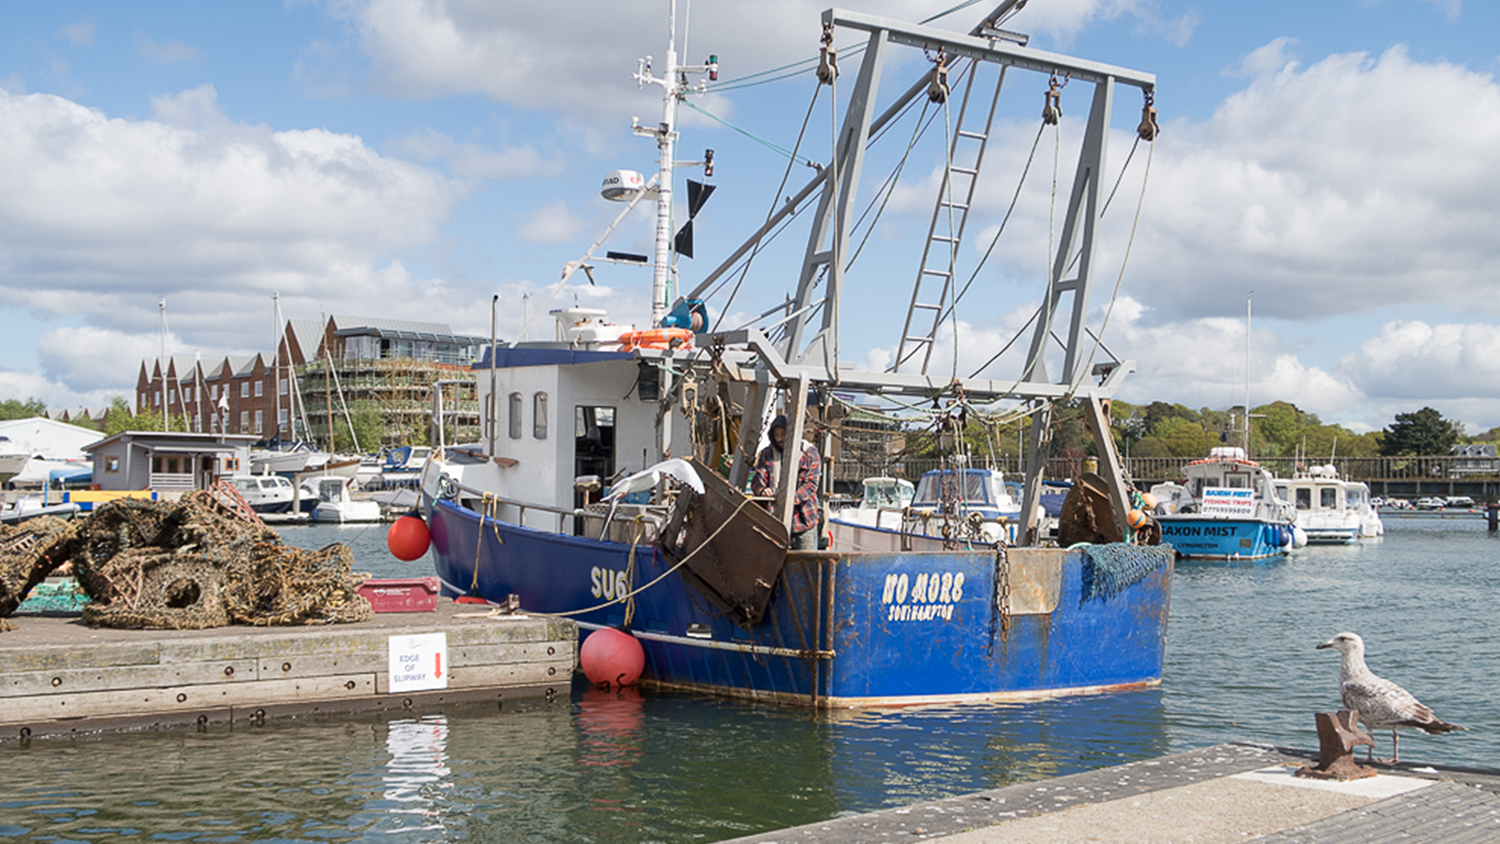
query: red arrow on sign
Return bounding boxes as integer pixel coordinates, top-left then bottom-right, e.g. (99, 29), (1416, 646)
(433, 652), (443, 679)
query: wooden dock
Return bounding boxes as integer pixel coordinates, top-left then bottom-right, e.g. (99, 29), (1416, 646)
(718, 744), (1500, 843)
(0, 599), (575, 741)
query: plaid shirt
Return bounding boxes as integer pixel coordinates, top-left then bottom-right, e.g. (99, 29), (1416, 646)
(752, 440), (821, 535)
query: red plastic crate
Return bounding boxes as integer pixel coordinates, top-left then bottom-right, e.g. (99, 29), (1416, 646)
(358, 577), (440, 613)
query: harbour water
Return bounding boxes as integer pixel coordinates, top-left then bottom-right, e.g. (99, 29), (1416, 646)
(1, 518), (1493, 842)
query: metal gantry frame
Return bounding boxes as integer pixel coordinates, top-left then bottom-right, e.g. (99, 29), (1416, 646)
(698, 5), (1156, 537)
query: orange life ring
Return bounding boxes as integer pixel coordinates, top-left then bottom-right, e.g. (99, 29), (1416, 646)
(618, 328), (694, 352)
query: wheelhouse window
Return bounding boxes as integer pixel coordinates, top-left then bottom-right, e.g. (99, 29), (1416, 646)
(508, 392), (523, 440)
(533, 392), (548, 440)
(1320, 487), (1338, 508)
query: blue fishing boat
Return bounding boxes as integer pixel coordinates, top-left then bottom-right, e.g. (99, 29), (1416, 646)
(1148, 448), (1296, 560)
(417, 1), (1172, 706)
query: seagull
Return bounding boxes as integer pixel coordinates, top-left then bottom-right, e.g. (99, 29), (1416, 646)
(1316, 631), (1464, 764)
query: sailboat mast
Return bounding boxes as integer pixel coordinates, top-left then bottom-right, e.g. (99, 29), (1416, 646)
(159, 299), (168, 433)
(273, 293), (282, 442)
(1244, 294), (1252, 454)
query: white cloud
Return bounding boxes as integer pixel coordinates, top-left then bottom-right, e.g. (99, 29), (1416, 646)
(517, 200), (584, 244)
(1420, 0), (1462, 21)
(389, 130), (563, 180)
(0, 367), (117, 410)
(333, 0), (1159, 119)
(1338, 320), (1500, 400)
(292, 39), (351, 99)
(1225, 36), (1298, 79)
(61, 19), (97, 47)
(0, 86), (460, 395)
(1129, 44), (1500, 324)
(137, 34), (199, 64)
(37, 326), (177, 393)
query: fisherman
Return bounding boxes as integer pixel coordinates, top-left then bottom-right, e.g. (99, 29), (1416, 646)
(752, 414), (822, 551)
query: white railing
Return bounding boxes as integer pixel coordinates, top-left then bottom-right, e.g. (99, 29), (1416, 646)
(150, 472), (195, 491)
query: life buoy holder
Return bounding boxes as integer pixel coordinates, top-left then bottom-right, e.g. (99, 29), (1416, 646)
(618, 328), (694, 352)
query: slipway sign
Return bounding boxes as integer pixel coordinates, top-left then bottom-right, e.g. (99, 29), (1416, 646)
(388, 632), (448, 692)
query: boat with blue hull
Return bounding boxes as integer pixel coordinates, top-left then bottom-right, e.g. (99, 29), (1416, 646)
(1148, 447), (1296, 561)
(426, 474), (1172, 705)
(415, 1), (1171, 706)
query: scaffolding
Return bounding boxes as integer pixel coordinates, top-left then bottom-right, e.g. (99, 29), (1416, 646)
(296, 356), (478, 449)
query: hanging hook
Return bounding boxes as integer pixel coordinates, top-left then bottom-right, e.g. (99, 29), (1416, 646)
(816, 22), (838, 85)
(1042, 73), (1063, 125)
(927, 48), (950, 103)
(1137, 89), (1160, 141)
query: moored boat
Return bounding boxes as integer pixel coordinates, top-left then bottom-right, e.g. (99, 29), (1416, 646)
(231, 474), (316, 517)
(302, 475), (383, 523)
(1275, 465), (1359, 544)
(1149, 447), (1296, 560)
(416, 1), (1171, 706)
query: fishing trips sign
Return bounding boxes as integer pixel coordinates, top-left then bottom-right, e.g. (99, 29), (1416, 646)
(1200, 487), (1255, 517)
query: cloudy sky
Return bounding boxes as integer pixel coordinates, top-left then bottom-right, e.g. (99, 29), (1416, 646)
(1, 0), (1496, 435)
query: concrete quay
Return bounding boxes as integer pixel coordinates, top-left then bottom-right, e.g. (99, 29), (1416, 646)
(722, 743), (1500, 844)
(0, 599), (575, 741)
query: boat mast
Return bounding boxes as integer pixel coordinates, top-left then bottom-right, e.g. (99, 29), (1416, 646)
(636, 0), (684, 328)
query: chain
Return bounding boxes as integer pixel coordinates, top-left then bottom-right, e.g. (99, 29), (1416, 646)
(987, 542), (1011, 656)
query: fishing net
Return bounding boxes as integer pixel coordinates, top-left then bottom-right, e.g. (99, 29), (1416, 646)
(1080, 543), (1172, 602)
(2, 492), (372, 630)
(0, 516), (81, 620)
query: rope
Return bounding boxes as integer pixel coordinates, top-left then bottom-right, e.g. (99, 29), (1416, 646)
(681, 100), (816, 167)
(537, 497), (753, 618)
(471, 492), (505, 593)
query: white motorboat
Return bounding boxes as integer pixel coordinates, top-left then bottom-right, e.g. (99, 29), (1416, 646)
(831, 476), (914, 530)
(0, 495), (81, 524)
(1343, 479), (1384, 537)
(231, 474), (316, 516)
(302, 475), (383, 523)
(1275, 465), (1362, 544)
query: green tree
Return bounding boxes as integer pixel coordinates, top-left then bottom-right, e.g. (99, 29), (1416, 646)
(1255, 401), (1301, 456)
(332, 402), (386, 453)
(104, 395), (184, 435)
(1155, 417), (1209, 457)
(1378, 406), (1461, 456)
(0, 398), (46, 420)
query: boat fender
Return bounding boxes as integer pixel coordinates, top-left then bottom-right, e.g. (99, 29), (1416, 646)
(580, 627), (645, 688)
(387, 514), (432, 561)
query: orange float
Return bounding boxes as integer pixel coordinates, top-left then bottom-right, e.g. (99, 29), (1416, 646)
(618, 327), (694, 352)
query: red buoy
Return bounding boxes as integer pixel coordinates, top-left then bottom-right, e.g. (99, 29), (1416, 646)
(579, 627), (645, 688)
(386, 515), (431, 561)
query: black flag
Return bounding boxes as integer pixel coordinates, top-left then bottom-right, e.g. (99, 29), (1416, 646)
(673, 180), (716, 259)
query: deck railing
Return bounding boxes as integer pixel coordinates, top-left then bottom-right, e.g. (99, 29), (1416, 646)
(831, 455), (1500, 485)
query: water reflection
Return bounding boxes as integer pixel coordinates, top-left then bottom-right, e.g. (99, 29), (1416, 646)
(381, 716), (450, 835)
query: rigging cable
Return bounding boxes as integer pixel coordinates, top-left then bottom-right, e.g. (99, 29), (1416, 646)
(709, 80), (824, 316)
(1067, 132), (1154, 398)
